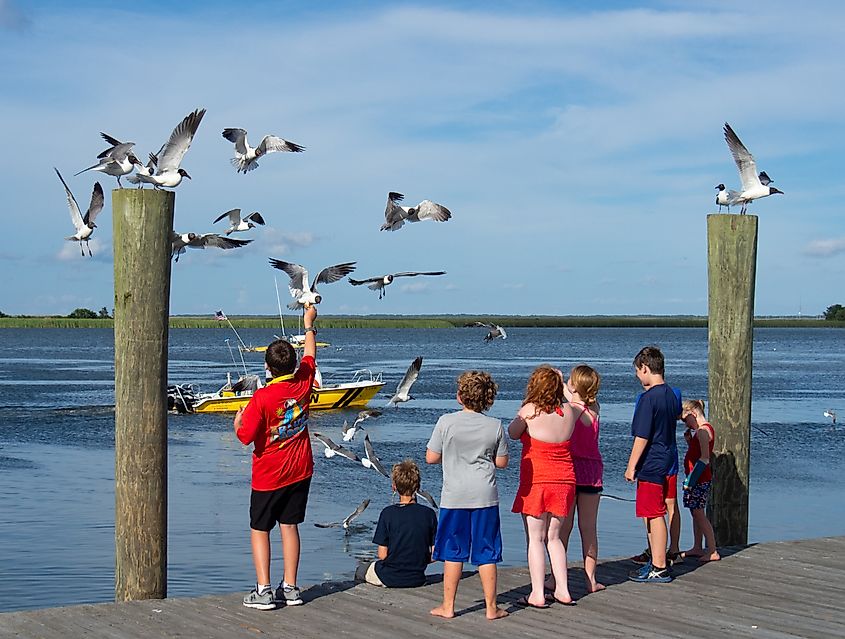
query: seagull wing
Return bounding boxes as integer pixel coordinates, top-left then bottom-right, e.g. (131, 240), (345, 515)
(497, 325), (508, 339)
(395, 356), (423, 396)
(269, 259), (309, 294)
(55, 168), (85, 232)
(410, 200), (452, 223)
(392, 271), (447, 278)
(416, 489), (438, 509)
(195, 234), (252, 250)
(358, 409), (382, 420)
(245, 211), (265, 225)
(312, 432), (336, 450)
(313, 262), (357, 287)
(213, 208), (242, 225)
(723, 123), (761, 192)
(342, 499), (370, 528)
(257, 135), (305, 155)
(98, 141), (134, 161)
(381, 192), (407, 231)
(99, 132), (124, 148)
(222, 128), (249, 155)
(348, 276), (383, 286)
(158, 108), (206, 172)
(758, 171), (773, 186)
(313, 521), (341, 528)
(363, 434), (389, 477)
(83, 182), (105, 226)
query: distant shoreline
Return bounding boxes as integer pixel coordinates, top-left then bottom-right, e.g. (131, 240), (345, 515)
(1, 315), (842, 329)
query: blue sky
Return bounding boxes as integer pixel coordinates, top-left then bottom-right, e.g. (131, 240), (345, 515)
(2, 0), (843, 316)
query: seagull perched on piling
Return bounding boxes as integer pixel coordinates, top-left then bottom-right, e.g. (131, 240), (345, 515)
(128, 108), (206, 188)
(212, 209), (266, 235)
(75, 134), (142, 187)
(380, 192), (452, 232)
(715, 184), (731, 212)
(723, 122), (784, 214)
(314, 499), (370, 530)
(349, 271), (446, 299)
(170, 232), (252, 262)
(269, 259), (356, 309)
(387, 356), (423, 407)
(341, 409), (383, 442)
(222, 128), (305, 174)
(56, 168), (104, 257)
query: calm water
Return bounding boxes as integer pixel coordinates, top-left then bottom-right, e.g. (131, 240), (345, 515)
(1, 327), (844, 612)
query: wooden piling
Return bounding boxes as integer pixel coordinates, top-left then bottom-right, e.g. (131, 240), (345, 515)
(707, 213), (758, 546)
(112, 188), (174, 601)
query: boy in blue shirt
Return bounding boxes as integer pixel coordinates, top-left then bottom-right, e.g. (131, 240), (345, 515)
(624, 346), (681, 583)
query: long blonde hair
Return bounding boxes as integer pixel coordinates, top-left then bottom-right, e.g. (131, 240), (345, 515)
(570, 364), (600, 405)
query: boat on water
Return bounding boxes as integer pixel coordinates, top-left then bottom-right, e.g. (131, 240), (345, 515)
(168, 369), (385, 414)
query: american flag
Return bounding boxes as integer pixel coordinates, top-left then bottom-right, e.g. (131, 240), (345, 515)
(215, 310), (227, 322)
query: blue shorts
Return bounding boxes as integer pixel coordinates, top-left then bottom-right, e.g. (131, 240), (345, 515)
(432, 505), (502, 566)
(683, 481), (711, 510)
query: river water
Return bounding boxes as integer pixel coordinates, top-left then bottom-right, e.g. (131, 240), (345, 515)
(0, 327), (843, 611)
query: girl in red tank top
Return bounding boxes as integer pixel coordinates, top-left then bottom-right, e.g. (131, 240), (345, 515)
(508, 366), (577, 607)
(680, 399), (720, 563)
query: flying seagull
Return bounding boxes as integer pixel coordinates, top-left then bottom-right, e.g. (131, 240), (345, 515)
(75, 135), (142, 187)
(269, 259), (356, 309)
(312, 432), (360, 462)
(470, 322), (507, 342)
(758, 171), (774, 186)
(824, 409), (837, 425)
(362, 433), (389, 477)
(341, 409), (383, 442)
(222, 127), (305, 174)
(55, 168), (104, 257)
(212, 209), (266, 235)
(171, 232), (252, 262)
(128, 108), (206, 188)
(349, 271), (447, 300)
(416, 489), (439, 510)
(723, 122), (784, 214)
(314, 499), (371, 530)
(387, 356), (423, 407)
(715, 184), (731, 213)
(380, 192), (452, 232)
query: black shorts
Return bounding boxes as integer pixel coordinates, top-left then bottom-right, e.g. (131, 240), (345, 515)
(250, 477), (312, 531)
(576, 485), (603, 495)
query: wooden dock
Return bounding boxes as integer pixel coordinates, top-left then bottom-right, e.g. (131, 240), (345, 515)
(2, 536), (843, 638)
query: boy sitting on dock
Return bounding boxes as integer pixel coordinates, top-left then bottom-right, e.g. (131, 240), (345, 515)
(234, 304), (318, 610)
(426, 371), (509, 620)
(355, 459), (438, 588)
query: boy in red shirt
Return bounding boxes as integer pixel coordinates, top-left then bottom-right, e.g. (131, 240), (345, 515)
(235, 305), (318, 609)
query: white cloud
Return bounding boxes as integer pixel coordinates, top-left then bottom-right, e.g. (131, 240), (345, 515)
(804, 237), (845, 257)
(260, 229), (317, 256)
(399, 281), (431, 294)
(56, 238), (111, 262)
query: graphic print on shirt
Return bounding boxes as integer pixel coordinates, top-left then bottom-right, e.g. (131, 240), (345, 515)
(270, 398), (308, 444)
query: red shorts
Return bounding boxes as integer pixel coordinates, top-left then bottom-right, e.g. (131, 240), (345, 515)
(665, 473), (678, 500)
(636, 478), (671, 518)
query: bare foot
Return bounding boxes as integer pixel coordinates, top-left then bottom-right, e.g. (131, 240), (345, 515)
(430, 605), (455, 619)
(585, 581), (606, 593)
(486, 607), (509, 620)
(553, 591), (574, 605)
(699, 550), (721, 563)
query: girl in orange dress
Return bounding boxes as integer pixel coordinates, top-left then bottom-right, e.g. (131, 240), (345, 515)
(509, 365), (577, 607)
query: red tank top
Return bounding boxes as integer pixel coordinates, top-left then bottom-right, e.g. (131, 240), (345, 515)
(684, 422), (715, 483)
(516, 406), (576, 485)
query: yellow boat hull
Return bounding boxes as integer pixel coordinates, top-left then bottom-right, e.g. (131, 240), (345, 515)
(191, 380), (384, 413)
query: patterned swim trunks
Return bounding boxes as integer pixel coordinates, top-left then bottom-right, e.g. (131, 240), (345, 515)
(683, 480), (711, 510)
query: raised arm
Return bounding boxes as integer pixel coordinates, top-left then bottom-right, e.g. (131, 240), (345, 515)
(302, 304), (317, 360)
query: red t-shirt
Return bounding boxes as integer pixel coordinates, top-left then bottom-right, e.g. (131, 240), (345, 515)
(684, 422), (715, 484)
(236, 355), (316, 491)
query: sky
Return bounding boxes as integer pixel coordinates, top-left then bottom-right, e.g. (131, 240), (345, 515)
(1, 0), (844, 317)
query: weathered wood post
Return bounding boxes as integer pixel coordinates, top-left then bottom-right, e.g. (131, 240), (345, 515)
(707, 213), (758, 546)
(113, 188), (174, 600)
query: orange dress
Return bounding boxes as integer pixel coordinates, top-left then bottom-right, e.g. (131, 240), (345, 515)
(511, 427), (576, 518)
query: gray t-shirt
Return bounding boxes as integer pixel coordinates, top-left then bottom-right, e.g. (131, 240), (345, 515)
(427, 410), (508, 509)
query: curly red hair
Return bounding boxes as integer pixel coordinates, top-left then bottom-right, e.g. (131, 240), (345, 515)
(522, 365), (565, 417)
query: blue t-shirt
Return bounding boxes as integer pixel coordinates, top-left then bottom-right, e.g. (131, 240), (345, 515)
(631, 384), (682, 483)
(372, 502), (438, 588)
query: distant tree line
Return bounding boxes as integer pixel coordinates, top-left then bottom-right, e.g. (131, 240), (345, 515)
(824, 304), (845, 321)
(67, 307), (112, 319)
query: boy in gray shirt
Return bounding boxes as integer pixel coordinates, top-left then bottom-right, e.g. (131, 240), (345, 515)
(426, 371), (509, 620)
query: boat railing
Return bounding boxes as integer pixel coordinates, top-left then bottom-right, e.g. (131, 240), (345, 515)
(351, 368), (383, 383)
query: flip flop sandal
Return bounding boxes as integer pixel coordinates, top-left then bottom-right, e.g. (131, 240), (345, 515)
(515, 595), (550, 609)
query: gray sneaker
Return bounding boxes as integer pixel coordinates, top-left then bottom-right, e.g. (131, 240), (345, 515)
(275, 583), (303, 606)
(243, 586), (276, 610)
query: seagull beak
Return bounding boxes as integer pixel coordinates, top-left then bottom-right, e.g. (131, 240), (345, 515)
(183, 172), (192, 180)
(771, 187), (784, 195)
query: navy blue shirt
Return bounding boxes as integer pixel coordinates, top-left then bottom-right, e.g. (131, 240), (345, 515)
(631, 384), (682, 483)
(372, 502), (438, 588)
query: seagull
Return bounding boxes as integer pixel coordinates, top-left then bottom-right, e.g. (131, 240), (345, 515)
(269, 259), (356, 309)
(723, 122), (784, 214)
(387, 356), (423, 407)
(362, 433), (389, 477)
(171, 232), (252, 262)
(715, 184), (731, 212)
(312, 432), (360, 462)
(222, 128), (305, 174)
(416, 489), (439, 510)
(75, 134), (142, 187)
(380, 192), (452, 232)
(824, 410), (837, 425)
(314, 499), (370, 530)
(470, 322), (507, 342)
(341, 409), (383, 442)
(758, 171), (774, 186)
(349, 271), (447, 300)
(56, 168), (104, 257)
(127, 108), (206, 188)
(212, 209), (266, 235)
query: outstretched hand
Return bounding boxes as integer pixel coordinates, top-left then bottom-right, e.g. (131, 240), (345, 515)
(303, 303), (317, 327)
